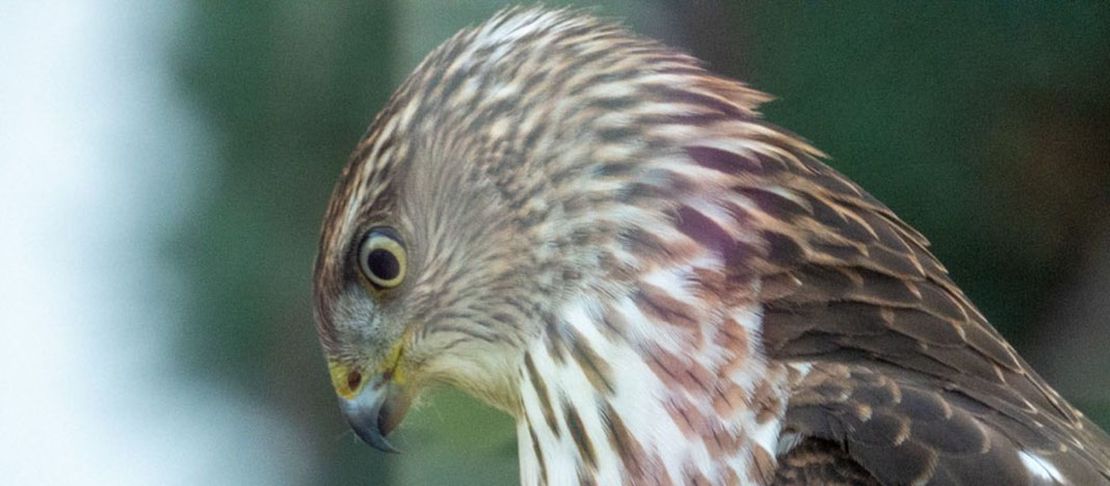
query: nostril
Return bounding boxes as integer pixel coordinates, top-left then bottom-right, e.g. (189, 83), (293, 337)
(347, 370), (363, 390)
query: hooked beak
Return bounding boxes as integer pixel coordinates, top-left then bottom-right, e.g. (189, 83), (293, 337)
(339, 373), (413, 453)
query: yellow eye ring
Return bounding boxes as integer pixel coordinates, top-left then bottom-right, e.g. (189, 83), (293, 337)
(358, 227), (407, 289)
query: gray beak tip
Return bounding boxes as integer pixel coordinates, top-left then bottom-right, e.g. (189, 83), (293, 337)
(340, 378), (410, 454)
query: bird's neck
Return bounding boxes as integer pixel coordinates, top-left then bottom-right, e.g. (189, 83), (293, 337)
(514, 282), (799, 485)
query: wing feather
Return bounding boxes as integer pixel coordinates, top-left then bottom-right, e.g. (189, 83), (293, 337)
(773, 438), (880, 485)
(704, 134), (1110, 484)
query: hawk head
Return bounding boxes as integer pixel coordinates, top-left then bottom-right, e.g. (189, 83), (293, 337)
(311, 8), (723, 450)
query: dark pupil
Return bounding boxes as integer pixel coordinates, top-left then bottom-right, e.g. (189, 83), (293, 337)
(366, 248), (400, 281)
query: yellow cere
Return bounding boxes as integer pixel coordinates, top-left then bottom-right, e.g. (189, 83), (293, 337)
(328, 361), (361, 399)
(380, 340), (407, 385)
(327, 340), (408, 399)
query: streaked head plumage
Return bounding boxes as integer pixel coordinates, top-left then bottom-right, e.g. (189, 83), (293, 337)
(312, 7), (775, 412)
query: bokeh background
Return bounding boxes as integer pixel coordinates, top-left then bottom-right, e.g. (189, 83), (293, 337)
(3, 1), (1109, 485)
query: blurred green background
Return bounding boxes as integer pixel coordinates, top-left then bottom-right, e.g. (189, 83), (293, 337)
(3, 1), (1108, 485)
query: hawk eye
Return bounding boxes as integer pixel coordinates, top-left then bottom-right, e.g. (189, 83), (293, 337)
(358, 227), (406, 289)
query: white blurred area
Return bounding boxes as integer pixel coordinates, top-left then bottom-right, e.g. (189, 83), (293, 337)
(0, 2), (310, 484)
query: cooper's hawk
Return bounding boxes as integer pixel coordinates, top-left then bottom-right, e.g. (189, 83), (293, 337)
(313, 8), (1110, 485)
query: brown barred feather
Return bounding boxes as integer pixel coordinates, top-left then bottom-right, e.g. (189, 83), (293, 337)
(750, 148), (1110, 483)
(774, 439), (881, 486)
